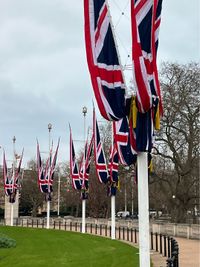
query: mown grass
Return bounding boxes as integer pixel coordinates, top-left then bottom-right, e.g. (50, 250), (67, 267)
(0, 226), (139, 267)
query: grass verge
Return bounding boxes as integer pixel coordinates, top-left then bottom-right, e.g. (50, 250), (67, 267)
(0, 226), (139, 267)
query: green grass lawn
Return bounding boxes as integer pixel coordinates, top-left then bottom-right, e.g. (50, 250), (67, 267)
(0, 226), (139, 267)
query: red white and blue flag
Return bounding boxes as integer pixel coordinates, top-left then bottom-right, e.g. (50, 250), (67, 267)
(37, 140), (59, 195)
(3, 151), (13, 197)
(48, 139), (60, 193)
(81, 135), (94, 190)
(108, 142), (119, 184)
(3, 149), (23, 203)
(93, 109), (108, 184)
(113, 117), (137, 166)
(69, 127), (82, 190)
(13, 148), (24, 191)
(84, 0), (126, 121)
(131, 0), (163, 114)
(107, 142), (119, 196)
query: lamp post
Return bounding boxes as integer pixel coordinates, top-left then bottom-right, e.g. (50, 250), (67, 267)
(47, 123), (52, 229)
(82, 106), (87, 234)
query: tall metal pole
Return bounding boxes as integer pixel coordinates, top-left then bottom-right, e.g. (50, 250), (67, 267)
(125, 179), (127, 213)
(10, 136), (16, 226)
(47, 123), (52, 229)
(131, 177), (134, 216)
(82, 106), (87, 234)
(111, 122), (116, 240)
(111, 195), (115, 240)
(124, 166), (129, 214)
(57, 167), (61, 217)
(138, 152), (150, 267)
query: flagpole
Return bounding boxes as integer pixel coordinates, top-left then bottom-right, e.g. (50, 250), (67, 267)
(82, 106), (87, 234)
(10, 136), (16, 226)
(57, 166), (61, 217)
(111, 195), (115, 239)
(47, 123), (52, 229)
(111, 123), (116, 240)
(138, 152), (150, 267)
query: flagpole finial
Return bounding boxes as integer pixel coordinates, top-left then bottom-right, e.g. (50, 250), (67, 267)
(12, 136), (16, 144)
(48, 123), (52, 132)
(82, 106), (87, 117)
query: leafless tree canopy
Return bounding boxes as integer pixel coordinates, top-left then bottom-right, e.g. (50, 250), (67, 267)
(151, 62), (200, 222)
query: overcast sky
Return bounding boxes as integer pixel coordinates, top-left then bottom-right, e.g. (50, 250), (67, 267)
(0, 0), (199, 167)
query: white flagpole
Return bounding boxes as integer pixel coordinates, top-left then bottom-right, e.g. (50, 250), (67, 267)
(57, 168), (61, 217)
(82, 106), (87, 234)
(82, 199), (86, 233)
(111, 195), (115, 239)
(138, 152), (150, 267)
(106, 0), (126, 240)
(47, 200), (50, 229)
(47, 123), (52, 229)
(10, 135), (16, 226)
(10, 204), (14, 226)
(110, 122), (116, 240)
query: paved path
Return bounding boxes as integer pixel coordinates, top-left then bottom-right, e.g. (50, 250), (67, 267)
(151, 237), (200, 267)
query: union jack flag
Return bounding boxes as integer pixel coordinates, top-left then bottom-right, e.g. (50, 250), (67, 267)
(113, 116), (137, 166)
(69, 127), (81, 190)
(37, 140), (59, 195)
(80, 135), (94, 190)
(3, 149), (23, 203)
(48, 139), (60, 193)
(84, 0), (126, 121)
(3, 151), (13, 197)
(131, 0), (163, 114)
(107, 142), (119, 196)
(93, 109), (108, 184)
(37, 141), (48, 193)
(13, 148), (24, 191)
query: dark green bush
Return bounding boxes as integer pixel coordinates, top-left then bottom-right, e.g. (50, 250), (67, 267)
(0, 233), (16, 248)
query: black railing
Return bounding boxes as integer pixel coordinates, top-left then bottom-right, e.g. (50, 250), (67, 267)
(166, 238), (179, 267)
(0, 218), (179, 266)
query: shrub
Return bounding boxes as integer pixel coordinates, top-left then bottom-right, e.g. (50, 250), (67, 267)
(0, 233), (16, 248)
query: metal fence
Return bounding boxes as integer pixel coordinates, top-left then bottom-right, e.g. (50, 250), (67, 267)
(0, 218), (179, 267)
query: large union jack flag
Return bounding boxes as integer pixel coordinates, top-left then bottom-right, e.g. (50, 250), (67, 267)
(93, 109), (108, 184)
(113, 116), (137, 166)
(84, 0), (126, 121)
(131, 0), (163, 114)
(69, 127), (82, 190)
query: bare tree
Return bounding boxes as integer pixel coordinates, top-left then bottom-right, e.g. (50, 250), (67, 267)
(151, 62), (200, 223)
(20, 160), (44, 216)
